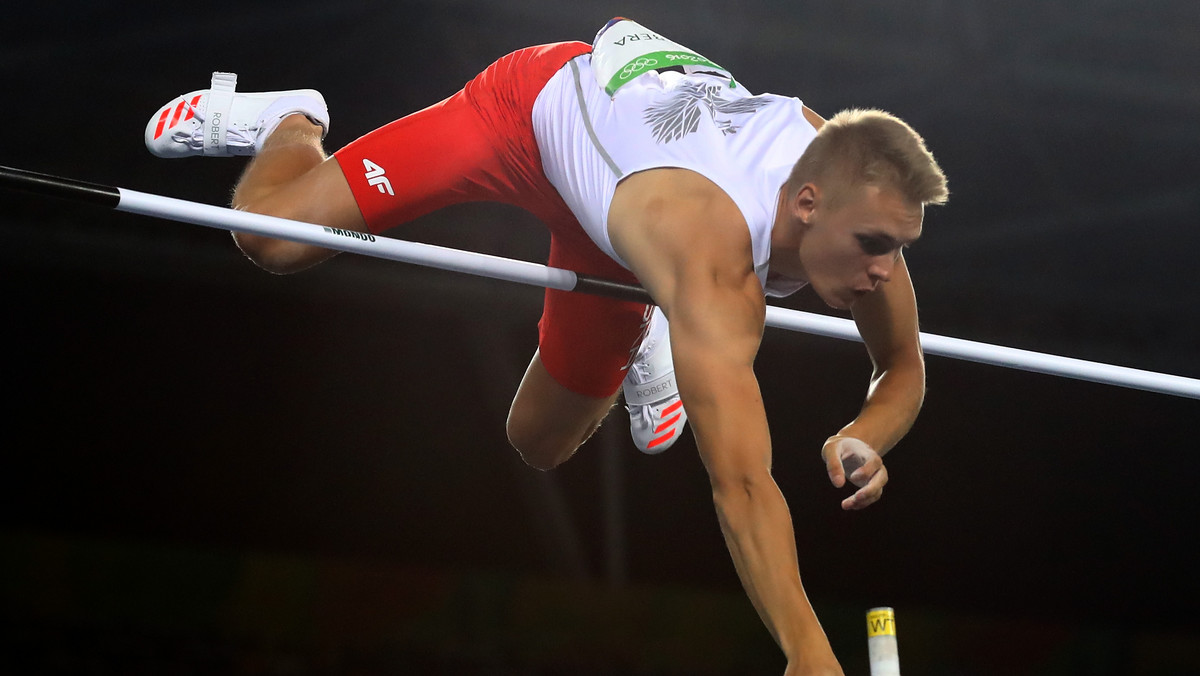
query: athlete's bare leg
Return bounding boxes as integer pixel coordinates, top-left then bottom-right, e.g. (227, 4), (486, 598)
(507, 351), (619, 470)
(230, 118), (611, 467)
(231, 116), (366, 273)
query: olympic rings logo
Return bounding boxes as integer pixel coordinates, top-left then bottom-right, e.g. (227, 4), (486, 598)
(619, 57), (659, 80)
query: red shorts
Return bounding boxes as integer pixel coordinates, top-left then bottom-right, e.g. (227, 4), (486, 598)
(334, 42), (651, 398)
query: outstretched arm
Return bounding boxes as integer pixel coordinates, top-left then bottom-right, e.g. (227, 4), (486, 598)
(823, 253), (925, 510)
(670, 262), (841, 673)
(610, 169), (843, 675)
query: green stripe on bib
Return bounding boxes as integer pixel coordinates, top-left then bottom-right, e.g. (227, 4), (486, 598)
(603, 50), (728, 96)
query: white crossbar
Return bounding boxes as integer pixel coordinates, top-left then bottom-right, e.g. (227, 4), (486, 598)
(112, 188), (1200, 400)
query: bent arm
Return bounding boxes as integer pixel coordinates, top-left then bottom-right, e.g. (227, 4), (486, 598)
(842, 254), (926, 453)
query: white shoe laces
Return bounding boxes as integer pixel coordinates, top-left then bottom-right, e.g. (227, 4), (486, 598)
(630, 347), (655, 382)
(171, 97), (259, 150)
(626, 336), (665, 428)
(629, 400), (656, 430)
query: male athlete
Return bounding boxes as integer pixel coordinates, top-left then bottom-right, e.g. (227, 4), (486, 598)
(145, 18), (946, 675)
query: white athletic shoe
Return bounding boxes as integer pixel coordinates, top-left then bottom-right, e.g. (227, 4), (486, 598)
(623, 307), (688, 454)
(145, 72), (329, 158)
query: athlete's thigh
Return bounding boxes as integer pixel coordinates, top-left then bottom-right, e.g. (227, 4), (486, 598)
(509, 349), (618, 445)
(278, 154), (366, 233)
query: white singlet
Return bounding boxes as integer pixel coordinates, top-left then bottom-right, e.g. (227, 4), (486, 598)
(531, 53), (818, 298)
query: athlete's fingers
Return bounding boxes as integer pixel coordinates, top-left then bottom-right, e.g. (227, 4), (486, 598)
(822, 438), (847, 488)
(841, 465), (888, 510)
(844, 451), (881, 487)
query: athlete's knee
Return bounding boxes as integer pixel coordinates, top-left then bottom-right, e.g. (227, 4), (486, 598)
(506, 417), (569, 471)
(232, 230), (316, 274)
(228, 185), (316, 273)
(506, 352), (616, 469)
(505, 411), (591, 471)
(230, 192), (333, 273)
(231, 163), (364, 273)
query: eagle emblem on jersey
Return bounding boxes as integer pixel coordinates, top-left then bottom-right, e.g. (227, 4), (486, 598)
(643, 81), (773, 144)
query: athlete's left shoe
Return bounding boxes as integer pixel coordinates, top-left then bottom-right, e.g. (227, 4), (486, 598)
(145, 71), (328, 158)
(623, 307), (689, 454)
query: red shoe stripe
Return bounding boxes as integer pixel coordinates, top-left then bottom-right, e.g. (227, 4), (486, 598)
(647, 428), (677, 449)
(182, 94), (201, 122)
(654, 413), (682, 434)
(663, 400), (684, 416)
(153, 108), (170, 140)
(168, 100), (186, 130)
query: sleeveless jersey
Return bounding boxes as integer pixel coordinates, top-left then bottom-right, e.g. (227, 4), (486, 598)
(531, 51), (816, 297)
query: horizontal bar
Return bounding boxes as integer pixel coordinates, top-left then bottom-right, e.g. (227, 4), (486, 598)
(116, 188), (591, 296)
(765, 307), (1200, 398)
(3, 164), (1198, 399)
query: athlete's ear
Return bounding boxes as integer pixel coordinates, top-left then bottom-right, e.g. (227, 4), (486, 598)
(791, 183), (818, 225)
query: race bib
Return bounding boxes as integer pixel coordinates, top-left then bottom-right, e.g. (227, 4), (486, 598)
(591, 17), (734, 97)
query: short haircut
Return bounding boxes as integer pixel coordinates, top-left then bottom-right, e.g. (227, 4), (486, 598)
(787, 109), (948, 207)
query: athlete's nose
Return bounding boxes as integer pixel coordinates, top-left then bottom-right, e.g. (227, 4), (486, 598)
(867, 257), (893, 286)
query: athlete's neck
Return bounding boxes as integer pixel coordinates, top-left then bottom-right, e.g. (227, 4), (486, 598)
(768, 185), (806, 281)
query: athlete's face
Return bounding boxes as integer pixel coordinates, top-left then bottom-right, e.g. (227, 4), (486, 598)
(795, 183), (923, 310)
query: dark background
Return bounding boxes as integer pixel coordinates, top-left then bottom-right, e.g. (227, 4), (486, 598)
(3, 1), (1199, 674)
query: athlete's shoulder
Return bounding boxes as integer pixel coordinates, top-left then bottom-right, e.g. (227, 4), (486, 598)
(612, 168), (750, 250)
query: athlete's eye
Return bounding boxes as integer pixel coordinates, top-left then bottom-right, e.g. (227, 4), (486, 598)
(856, 235), (896, 257)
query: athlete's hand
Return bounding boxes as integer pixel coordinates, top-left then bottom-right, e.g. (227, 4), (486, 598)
(822, 435), (888, 510)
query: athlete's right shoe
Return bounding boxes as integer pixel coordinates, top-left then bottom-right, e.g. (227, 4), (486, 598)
(145, 72), (329, 158)
(623, 307), (689, 454)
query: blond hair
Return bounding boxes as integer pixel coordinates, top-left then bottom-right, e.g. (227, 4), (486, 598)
(787, 109), (948, 207)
